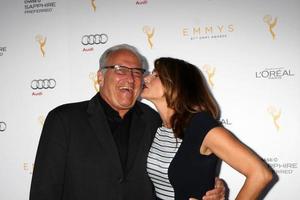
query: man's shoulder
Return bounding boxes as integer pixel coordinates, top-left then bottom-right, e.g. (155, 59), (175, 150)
(136, 101), (155, 112)
(136, 101), (160, 119)
(49, 99), (89, 116)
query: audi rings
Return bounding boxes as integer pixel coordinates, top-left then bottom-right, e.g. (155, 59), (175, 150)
(81, 34), (108, 45)
(0, 122), (6, 132)
(31, 79), (56, 90)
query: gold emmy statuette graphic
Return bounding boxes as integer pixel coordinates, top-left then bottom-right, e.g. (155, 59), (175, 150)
(35, 34), (47, 57)
(91, 0), (96, 12)
(267, 106), (281, 131)
(263, 15), (277, 40)
(203, 64), (216, 88)
(38, 115), (45, 126)
(89, 72), (99, 92)
(143, 26), (155, 49)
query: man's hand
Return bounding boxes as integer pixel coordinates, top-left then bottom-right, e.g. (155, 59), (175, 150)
(201, 177), (225, 200)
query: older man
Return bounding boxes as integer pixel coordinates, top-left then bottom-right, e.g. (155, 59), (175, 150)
(30, 44), (224, 200)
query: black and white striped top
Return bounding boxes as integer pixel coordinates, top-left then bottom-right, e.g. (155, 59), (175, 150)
(146, 126), (182, 200)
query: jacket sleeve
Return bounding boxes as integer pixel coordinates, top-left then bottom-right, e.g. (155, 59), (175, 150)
(30, 108), (69, 200)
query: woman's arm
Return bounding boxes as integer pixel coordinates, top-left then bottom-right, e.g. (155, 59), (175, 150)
(201, 127), (273, 200)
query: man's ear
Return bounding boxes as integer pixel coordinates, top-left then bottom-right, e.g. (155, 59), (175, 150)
(97, 70), (104, 87)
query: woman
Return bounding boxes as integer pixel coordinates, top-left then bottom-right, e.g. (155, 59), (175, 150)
(141, 57), (272, 200)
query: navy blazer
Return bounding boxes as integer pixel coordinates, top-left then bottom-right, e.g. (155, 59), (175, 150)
(30, 94), (161, 200)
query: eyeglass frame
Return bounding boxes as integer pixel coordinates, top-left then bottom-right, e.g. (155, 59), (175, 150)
(101, 65), (146, 78)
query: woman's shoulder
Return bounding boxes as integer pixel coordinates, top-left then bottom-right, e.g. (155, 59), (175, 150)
(188, 111), (221, 133)
(191, 111), (218, 122)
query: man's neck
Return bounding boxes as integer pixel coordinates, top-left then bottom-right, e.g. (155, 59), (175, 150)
(99, 93), (130, 119)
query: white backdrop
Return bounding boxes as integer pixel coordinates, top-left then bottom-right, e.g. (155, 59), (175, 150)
(1, 0), (299, 199)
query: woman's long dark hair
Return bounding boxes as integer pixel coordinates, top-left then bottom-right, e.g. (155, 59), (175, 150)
(154, 57), (220, 139)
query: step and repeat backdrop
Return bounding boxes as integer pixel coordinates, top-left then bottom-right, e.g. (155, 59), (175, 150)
(1, 0), (299, 199)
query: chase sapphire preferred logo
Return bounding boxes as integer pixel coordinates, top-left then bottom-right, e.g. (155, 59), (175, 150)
(24, 0), (56, 14)
(264, 157), (298, 175)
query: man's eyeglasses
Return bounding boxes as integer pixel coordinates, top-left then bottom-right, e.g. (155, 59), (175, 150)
(102, 65), (146, 78)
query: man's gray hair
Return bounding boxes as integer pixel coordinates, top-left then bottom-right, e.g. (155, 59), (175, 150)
(99, 44), (149, 71)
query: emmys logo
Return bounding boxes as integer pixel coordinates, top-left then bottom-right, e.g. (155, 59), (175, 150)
(35, 34), (47, 57)
(91, 0), (96, 11)
(89, 72), (99, 92)
(38, 116), (45, 126)
(263, 15), (277, 40)
(203, 64), (216, 88)
(23, 162), (34, 174)
(0, 46), (7, 56)
(255, 67), (294, 79)
(267, 106), (281, 131)
(143, 26), (155, 49)
(182, 24), (234, 40)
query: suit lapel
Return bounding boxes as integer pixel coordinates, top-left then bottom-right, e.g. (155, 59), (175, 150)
(126, 104), (146, 172)
(87, 94), (123, 174)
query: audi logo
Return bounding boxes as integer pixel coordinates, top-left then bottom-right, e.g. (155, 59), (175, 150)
(0, 122), (6, 132)
(31, 79), (56, 90)
(81, 34), (108, 45)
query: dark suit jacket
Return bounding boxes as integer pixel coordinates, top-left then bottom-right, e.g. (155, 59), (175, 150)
(30, 94), (161, 200)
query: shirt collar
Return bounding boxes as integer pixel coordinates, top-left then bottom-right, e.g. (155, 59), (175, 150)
(98, 94), (138, 120)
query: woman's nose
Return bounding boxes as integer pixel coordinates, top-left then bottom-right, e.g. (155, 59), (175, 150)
(143, 75), (150, 83)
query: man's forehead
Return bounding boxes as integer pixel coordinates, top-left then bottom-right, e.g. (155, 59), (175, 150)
(109, 49), (137, 58)
(107, 50), (141, 66)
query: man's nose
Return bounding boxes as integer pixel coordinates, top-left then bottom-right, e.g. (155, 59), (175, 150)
(125, 70), (135, 82)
